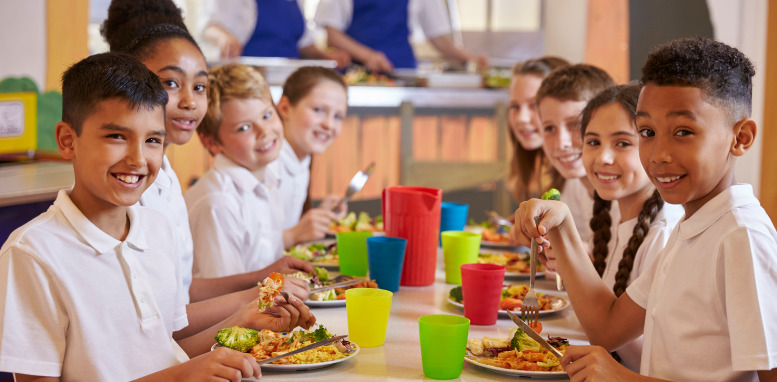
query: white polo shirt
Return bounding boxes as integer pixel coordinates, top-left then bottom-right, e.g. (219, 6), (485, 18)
(0, 190), (189, 381)
(139, 155), (194, 302)
(602, 202), (683, 372)
(627, 184), (777, 381)
(185, 154), (284, 278)
(268, 139), (311, 230)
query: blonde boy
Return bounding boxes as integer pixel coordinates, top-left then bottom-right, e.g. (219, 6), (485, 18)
(0, 53), (260, 381)
(515, 38), (777, 381)
(185, 63), (285, 277)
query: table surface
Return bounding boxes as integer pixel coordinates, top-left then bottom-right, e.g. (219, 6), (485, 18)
(0, 161), (73, 207)
(253, 249), (585, 381)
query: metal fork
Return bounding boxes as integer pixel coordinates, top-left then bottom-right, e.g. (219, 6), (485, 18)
(521, 216), (541, 326)
(486, 211), (513, 228)
(334, 162), (375, 211)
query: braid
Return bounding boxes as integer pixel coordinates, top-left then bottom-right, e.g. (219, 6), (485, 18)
(590, 192), (612, 276)
(612, 189), (664, 296)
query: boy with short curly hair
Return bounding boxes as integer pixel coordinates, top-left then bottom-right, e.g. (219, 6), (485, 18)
(515, 37), (777, 381)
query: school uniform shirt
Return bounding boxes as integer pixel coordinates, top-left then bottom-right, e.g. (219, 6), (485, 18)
(200, 0), (315, 58)
(315, 0), (452, 68)
(138, 155), (194, 303)
(627, 184), (777, 381)
(601, 202), (684, 372)
(185, 154), (284, 278)
(0, 190), (189, 381)
(268, 138), (311, 230)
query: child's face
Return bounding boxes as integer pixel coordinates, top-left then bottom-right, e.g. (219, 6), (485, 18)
(212, 97), (283, 172)
(61, 99), (166, 213)
(142, 38), (208, 146)
(583, 102), (653, 211)
(508, 74), (544, 150)
(280, 80), (347, 157)
(539, 97), (588, 179)
(637, 85), (736, 216)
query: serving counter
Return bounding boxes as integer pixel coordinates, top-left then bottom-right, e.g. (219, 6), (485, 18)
(257, 254), (585, 381)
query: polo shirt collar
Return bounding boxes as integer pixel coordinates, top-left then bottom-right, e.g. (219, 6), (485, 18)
(280, 139), (311, 175)
(677, 184), (756, 240)
(54, 189), (150, 255)
(213, 153), (262, 194)
(153, 155), (174, 193)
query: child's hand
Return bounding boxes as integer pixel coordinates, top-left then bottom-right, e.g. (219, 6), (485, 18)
(561, 345), (638, 381)
(282, 276), (311, 301)
(292, 208), (340, 244)
(236, 294), (316, 333)
(513, 198), (571, 247)
(318, 194), (347, 218)
(265, 255), (314, 275)
(178, 346), (261, 381)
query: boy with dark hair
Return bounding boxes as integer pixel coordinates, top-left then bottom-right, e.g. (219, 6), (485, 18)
(515, 38), (777, 381)
(0, 52), (264, 381)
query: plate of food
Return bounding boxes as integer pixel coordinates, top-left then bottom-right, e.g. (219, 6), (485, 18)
(285, 240), (338, 269)
(306, 279), (378, 307)
(447, 284), (568, 317)
(465, 223), (520, 248)
(464, 330), (569, 378)
(328, 211), (383, 235)
(212, 325), (359, 371)
(477, 250), (542, 278)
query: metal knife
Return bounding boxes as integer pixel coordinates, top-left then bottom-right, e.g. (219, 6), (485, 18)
(505, 310), (564, 360)
(310, 278), (365, 294)
(257, 335), (348, 365)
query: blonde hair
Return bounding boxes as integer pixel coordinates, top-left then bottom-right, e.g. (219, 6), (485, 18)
(199, 63), (272, 142)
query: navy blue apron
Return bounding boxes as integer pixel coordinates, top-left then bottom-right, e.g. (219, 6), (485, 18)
(345, 0), (415, 68)
(243, 0), (305, 58)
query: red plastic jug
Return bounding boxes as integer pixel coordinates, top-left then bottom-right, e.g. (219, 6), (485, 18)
(382, 186), (442, 286)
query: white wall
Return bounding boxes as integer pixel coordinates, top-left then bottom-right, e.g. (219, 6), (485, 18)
(543, 0), (587, 63)
(0, 0), (46, 90)
(707, 0), (768, 195)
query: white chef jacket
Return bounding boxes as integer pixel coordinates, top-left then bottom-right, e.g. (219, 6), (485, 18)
(627, 184), (777, 381)
(138, 155), (194, 303)
(315, 0), (452, 40)
(0, 190), (189, 381)
(268, 138), (311, 230)
(185, 154), (284, 277)
(602, 202), (683, 372)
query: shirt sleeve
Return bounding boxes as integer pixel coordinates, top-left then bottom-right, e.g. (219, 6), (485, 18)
(721, 227), (777, 371)
(199, 0), (258, 46)
(413, 0), (452, 39)
(187, 193), (249, 278)
(625, 241), (664, 310)
(631, 221), (673, 280)
(314, 0), (352, 31)
(0, 247), (67, 377)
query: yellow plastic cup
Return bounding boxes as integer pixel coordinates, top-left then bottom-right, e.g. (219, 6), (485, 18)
(441, 231), (481, 284)
(345, 288), (393, 347)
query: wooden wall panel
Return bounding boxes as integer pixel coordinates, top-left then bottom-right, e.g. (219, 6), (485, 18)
(359, 116), (384, 199)
(759, 1), (777, 224)
(46, 0), (89, 91)
(440, 115), (467, 161)
(585, 0), (629, 84)
(412, 116), (440, 161)
(167, 135), (211, 191)
(467, 116), (497, 162)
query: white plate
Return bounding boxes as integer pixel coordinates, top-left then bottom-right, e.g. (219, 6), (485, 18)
(447, 291), (569, 317)
(211, 343), (359, 371)
(305, 298), (345, 307)
(464, 354), (566, 378)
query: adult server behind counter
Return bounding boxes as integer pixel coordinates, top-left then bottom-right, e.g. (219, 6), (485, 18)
(315, 0), (488, 72)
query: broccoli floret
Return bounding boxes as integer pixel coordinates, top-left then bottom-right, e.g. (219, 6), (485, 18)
(541, 188), (561, 201)
(501, 288), (512, 299)
(215, 326), (259, 353)
(305, 325), (333, 342)
(314, 267), (329, 282)
(510, 329), (542, 352)
(449, 286), (463, 303)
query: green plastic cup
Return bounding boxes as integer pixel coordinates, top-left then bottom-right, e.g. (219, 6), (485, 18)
(441, 231), (481, 284)
(337, 231), (373, 276)
(418, 314), (470, 379)
(346, 288), (393, 347)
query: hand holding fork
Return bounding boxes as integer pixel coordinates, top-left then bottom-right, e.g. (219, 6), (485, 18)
(521, 216), (541, 327)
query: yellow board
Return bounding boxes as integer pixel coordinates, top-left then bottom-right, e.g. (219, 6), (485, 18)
(0, 92), (38, 155)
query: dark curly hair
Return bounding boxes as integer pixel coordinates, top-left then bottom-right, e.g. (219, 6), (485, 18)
(100, 0), (200, 60)
(582, 83), (665, 296)
(62, 52), (168, 135)
(641, 37), (755, 124)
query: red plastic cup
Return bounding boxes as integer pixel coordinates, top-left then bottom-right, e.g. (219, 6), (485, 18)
(460, 263), (505, 325)
(382, 186), (442, 286)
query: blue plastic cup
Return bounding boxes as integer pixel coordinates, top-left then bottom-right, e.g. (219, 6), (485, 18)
(366, 236), (407, 292)
(440, 202), (469, 246)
